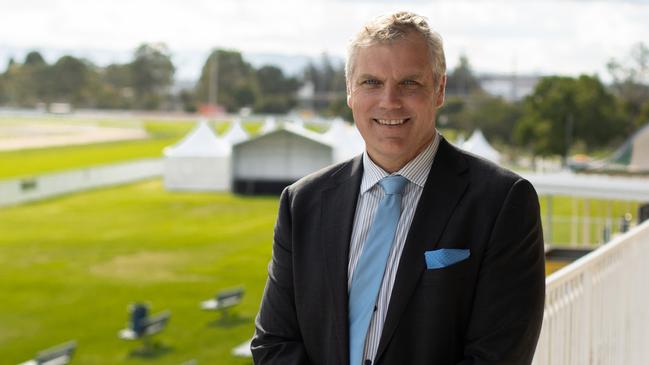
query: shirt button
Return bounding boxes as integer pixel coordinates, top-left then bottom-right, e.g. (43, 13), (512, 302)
(365, 360), (372, 365)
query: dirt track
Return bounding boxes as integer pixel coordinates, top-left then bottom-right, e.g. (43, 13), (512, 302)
(0, 123), (149, 151)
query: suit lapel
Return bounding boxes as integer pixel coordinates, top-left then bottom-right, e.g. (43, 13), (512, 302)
(375, 139), (470, 361)
(320, 155), (363, 365)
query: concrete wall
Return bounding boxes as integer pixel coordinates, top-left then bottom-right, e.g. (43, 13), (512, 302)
(0, 158), (163, 207)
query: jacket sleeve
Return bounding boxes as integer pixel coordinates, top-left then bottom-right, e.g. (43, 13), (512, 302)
(458, 179), (546, 365)
(252, 187), (310, 364)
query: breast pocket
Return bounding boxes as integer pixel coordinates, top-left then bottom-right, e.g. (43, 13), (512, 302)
(419, 257), (470, 287)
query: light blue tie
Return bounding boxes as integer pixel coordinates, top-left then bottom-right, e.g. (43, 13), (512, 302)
(349, 175), (408, 365)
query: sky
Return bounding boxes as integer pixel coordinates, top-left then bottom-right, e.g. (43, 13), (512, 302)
(0, 0), (648, 81)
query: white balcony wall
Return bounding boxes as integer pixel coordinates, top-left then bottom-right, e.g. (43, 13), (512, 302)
(533, 219), (649, 364)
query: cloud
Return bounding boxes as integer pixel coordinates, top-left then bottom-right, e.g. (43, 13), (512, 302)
(0, 0), (647, 79)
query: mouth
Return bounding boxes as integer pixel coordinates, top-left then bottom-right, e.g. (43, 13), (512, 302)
(373, 118), (410, 126)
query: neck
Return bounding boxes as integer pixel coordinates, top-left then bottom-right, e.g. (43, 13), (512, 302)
(367, 133), (436, 173)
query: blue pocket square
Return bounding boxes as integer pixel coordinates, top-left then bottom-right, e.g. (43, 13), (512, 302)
(424, 248), (470, 269)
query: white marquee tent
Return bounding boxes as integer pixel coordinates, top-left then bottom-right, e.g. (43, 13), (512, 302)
(163, 120), (231, 191)
(223, 118), (249, 145)
(260, 116), (278, 134)
(323, 118), (365, 163)
(232, 123), (334, 194)
(461, 129), (501, 164)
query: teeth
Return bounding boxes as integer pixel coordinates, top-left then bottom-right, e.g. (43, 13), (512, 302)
(376, 119), (406, 125)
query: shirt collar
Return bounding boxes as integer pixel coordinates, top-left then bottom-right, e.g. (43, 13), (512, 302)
(360, 131), (441, 194)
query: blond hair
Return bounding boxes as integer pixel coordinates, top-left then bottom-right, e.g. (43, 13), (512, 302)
(345, 11), (446, 89)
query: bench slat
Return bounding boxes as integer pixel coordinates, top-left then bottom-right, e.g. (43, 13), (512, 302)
(202, 288), (244, 311)
(119, 311), (170, 340)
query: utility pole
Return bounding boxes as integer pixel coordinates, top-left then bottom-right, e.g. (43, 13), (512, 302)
(564, 113), (574, 167)
(208, 52), (219, 107)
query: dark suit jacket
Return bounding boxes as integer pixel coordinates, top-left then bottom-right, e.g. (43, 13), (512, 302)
(252, 137), (545, 365)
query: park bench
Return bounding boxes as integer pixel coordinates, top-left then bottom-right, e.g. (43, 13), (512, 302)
(201, 287), (245, 319)
(118, 303), (170, 348)
(18, 340), (77, 365)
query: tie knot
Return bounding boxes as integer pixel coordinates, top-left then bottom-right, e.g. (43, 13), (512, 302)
(378, 175), (408, 195)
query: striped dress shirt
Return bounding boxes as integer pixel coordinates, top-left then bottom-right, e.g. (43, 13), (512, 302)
(347, 132), (441, 364)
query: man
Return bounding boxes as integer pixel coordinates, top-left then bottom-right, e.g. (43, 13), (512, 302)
(252, 11), (545, 365)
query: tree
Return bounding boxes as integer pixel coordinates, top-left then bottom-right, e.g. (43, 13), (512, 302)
(446, 55), (482, 96)
(95, 63), (135, 109)
(514, 75), (624, 161)
(0, 52), (51, 106)
(304, 53), (345, 94)
(196, 49), (257, 113)
(24, 51), (46, 66)
(301, 53), (346, 117)
(437, 55), (497, 139)
(437, 94), (521, 144)
(179, 89), (197, 113)
(468, 96), (522, 145)
(607, 42), (649, 130)
(0, 73), (6, 104)
(254, 65), (300, 113)
(48, 56), (94, 105)
(636, 101), (649, 127)
(6, 57), (16, 69)
(573, 76), (626, 146)
(104, 64), (132, 90)
(130, 43), (175, 109)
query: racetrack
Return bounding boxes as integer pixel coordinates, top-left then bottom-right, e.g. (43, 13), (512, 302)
(0, 122), (149, 151)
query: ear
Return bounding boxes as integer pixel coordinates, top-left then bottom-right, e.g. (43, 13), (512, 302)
(346, 83), (353, 108)
(434, 75), (447, 108)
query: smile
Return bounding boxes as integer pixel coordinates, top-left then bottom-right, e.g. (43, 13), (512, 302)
(373, 118), (410, 125)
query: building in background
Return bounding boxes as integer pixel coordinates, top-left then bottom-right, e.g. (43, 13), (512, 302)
(479, 74), (541, 101)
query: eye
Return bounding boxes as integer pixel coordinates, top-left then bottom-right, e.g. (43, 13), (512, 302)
(402, 79), (420, 88)
(361, 79), (381, 86)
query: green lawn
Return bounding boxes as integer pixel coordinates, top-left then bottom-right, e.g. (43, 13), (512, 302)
(0, 138), (176, 179)
(539, 195), (639, 245)
(0, 180), (276, 364)
(0, 118), (272, 180)
(0, 116), (642, 363)
(0, 177), (640, 363)
(0, 119), (197, 179)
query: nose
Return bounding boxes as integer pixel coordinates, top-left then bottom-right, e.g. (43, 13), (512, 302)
(378, 85), (403, 110)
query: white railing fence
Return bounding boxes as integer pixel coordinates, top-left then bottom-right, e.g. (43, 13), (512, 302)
(533, 219), (649, 364)
(0, 158), (162, 207)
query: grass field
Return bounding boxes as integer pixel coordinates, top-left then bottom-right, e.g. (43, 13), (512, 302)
(0, 116), (642, 363)
(0, 118), (267, 179)
(539, 195), (639, 245)
(1, 179), (636, 364)
(0, 179), (276, 364)
(0, 119), (196, 179)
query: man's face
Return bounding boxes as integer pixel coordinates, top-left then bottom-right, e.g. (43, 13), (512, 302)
(347, 32), (446, 172)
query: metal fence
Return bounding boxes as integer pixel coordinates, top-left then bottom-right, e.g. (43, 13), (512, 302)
(533, 219), (649, 364)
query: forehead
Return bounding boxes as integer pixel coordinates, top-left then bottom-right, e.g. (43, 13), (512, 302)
(353, 33), (433, 78)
